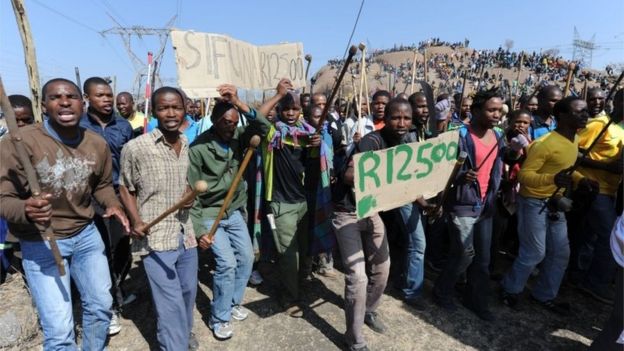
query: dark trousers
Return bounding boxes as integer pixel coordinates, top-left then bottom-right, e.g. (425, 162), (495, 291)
(589, 267), (623, 351)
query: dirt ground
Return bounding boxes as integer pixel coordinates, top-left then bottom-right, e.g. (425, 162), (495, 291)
(11, 248), (611, 351)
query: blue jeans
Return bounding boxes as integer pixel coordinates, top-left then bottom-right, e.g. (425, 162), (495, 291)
(203, 210), (253, 325)
(582, 194), (618, 294)
(433, 215), (492, 311)
(21, 222), (112, 351)
(502, 195), (570, 301)
(398, 203), (426, 300)
(143, 235), (198, 351)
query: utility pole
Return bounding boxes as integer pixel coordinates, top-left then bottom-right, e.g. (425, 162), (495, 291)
(100, 16), (176, 100)
(11, 0), (42, 122)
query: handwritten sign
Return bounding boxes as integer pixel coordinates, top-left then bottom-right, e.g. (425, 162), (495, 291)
(171, 30), (305, 97)
(354, 130), (460, 218)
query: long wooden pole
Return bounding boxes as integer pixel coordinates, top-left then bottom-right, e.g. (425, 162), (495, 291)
(144, 180), (208, 233)
(206, 136), (261, 240)
(0, 77), (65, 275)
(409, 50), (418, 94)
(423, 48), (428, 85)
(11, 0), (42, 122)
(563, 62), (576, 97)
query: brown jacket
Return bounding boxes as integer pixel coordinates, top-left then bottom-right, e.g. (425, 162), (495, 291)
(0, 123), (120, 241)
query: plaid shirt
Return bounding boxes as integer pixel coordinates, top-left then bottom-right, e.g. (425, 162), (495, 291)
(120, 129), (197, 253)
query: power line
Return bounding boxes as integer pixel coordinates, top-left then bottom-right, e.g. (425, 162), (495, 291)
(31, 0), (99, 33)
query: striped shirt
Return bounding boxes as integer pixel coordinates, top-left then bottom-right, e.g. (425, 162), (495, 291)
(120, 128), (197, 253)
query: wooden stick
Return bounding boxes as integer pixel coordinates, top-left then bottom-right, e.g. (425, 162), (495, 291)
(512, 52), (524, 108)
(0, 77), (65, 275)
(423, 48), (428, 85)
(606, 71), (624, 102)
(206, 135), (262, 240)
(427, 151), (468, 223)
(409, 50), (418, 94)
(316, 45), (358, 132)
(11, 0), (42, 122)
(74, 67), (82, 95)
(303, 54), (312, 93)
(357, 43), (366, 133)
(563, 62), (576, 97)
(143, 180), (209, 233)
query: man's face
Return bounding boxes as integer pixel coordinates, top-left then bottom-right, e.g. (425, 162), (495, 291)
(186, 99), (200, 117)
(539, 89), (563, 116)
(116, 94), (134, 118)
(308, 107), (322, 128)
(214, 108), (240, 142)
(301, 95), (311, 110)
(565, 100), (590, 130)
(372, 95), (389, 119)
(86, 84), (114, 116)
(461, 99), (472, 116)
(312, 95), (326, 111)
(411, 96), (429, 125)
(14, 106), (34, 127)
(42, 81), (84, 128)
(474, 97), (503, 128)
(279, 104), (301, 126)
(525, 96), (538, 113)
(586, 90), (605, 117)
(154, 92), (185, 133)
(386, 103), (411, 138)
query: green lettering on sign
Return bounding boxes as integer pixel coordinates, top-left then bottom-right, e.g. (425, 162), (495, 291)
(386, 148), (394, 184)
(395, 144), (413, 181)
(357, 195), (377, 218)
(415, 142), (433, 179)
(430, 143), (446, 163)
(446, 141), (458, 161)
(358, 151), (381, 193)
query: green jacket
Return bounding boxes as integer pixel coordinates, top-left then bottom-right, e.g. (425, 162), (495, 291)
(188, 108), (270, 237)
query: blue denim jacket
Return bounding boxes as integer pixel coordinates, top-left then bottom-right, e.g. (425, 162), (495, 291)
(446, 126), (506, 218)
(79, 113), (133, 186)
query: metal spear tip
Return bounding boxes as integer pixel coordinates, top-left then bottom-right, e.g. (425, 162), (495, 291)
(194, 180), (209, 193)
(348, 45), (358, 56)
(249, 135), (261, 148)
(305, 54), (312, 62)
(358, 42), (366, 51)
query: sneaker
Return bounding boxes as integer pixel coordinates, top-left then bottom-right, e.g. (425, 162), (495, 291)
(349, 345), (370, 351)
(578, 283), (615, 305)
(501, 291), (519, 310)
(188, 332), (199, 350)
(108, 313), (122, 335)
(404, 297), (426, 311)
(231, 305), (249, 321)
(364, 312), (386, 334)
(531, 296), (571, 316)
(249, 270), (263, 286)
(210, 322), (233, 340)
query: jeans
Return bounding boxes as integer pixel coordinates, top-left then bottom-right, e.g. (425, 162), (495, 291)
(21, 222), (112, 351)
(398, 203), (426, 300)
(433, 215), (493, 312)
(332, 212), (389, 349)
(582, 194), (618, 294)
(502, 195), (569, 301)
(203, 210), (253, 325)
(143, 235), (198, 350)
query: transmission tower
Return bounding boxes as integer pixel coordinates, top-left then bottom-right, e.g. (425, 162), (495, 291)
(572, 26), (596, 68)
(100, 15), (176, 99)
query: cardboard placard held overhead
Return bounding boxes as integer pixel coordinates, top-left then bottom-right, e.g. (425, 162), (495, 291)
(353, 130), (460, 218)
(171, 30), (305, 98)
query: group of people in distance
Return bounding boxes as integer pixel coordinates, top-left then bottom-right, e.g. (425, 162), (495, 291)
(0, 64), (622, 351)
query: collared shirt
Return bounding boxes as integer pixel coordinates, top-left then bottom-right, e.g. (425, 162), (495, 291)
(529, 114), (557, 140)
(147, 115), (200, 144)
(119, 129), (197, 253)
(80, 113), (133, 185)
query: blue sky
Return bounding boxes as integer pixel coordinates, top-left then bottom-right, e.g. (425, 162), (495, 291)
(2, 0), (622, 96)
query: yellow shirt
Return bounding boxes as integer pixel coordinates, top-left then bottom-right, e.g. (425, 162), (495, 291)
(127, 111), (146, 131)
(577, 113), (624, 196)
(519, 131), (583, 198)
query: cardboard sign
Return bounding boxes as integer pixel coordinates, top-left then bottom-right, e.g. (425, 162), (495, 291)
(354, 130), (460, 218)
(171, 30), (305, 97)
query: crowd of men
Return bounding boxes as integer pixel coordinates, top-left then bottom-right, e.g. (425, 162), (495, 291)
(0, 59), (622, 351)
